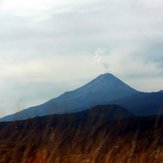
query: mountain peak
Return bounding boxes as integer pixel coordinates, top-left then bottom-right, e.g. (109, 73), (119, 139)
(92, 73), (116, 82)
(98, 73), (114, 77)
(88, 73), (128, 89)
(95, 73), (116, 80)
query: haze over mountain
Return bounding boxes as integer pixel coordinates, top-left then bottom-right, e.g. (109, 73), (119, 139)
(1, 73), (138, 121)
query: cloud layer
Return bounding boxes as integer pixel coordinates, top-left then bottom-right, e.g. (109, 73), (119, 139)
(0, 0), (163, 116)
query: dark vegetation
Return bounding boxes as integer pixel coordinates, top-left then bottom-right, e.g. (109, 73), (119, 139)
(0, 105), (162, 163)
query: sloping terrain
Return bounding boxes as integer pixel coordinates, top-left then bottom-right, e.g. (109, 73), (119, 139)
(160, 90), (163, 94)
(1, 73), (138, 121)
(109, 92), (163, 116)
(0, 105), (162, 163)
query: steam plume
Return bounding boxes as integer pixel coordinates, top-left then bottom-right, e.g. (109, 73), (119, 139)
(94, 48), (109, 72)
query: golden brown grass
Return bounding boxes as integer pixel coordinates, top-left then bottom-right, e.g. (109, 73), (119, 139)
(0, 110), (162, 163)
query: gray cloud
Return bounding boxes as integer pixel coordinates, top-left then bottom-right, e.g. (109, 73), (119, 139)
(0, 0), (163, 117)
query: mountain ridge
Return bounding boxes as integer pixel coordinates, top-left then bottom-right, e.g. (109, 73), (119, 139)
(1, 73), (138, 121)
(108, 92), (163, 116)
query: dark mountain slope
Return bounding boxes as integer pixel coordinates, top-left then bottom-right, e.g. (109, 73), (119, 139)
(109, 92), (163, 116)
(1, 73), (138, 121)
(160, 90), (163, 94)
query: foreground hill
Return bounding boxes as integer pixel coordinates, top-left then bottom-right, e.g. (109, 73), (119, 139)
(0, 105), (162, 163)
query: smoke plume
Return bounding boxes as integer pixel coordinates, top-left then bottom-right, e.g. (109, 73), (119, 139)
(94, 48), (109, 72)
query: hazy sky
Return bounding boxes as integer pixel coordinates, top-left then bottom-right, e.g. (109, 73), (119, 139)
(0, 0), (163, 117)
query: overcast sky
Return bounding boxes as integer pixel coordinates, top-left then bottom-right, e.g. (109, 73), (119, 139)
(0, 0), (163, 117)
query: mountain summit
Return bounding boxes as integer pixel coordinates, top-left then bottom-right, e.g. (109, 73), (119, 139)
(58, 73), (137, 101)
(1, 73), (138, 121)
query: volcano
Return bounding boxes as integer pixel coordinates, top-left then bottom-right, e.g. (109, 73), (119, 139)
(1, 73), (138, 121)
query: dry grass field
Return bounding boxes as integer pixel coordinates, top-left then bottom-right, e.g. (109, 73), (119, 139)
(0, 105), (162, 163)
